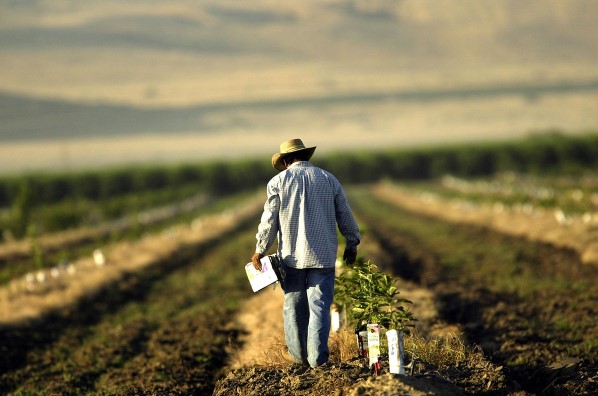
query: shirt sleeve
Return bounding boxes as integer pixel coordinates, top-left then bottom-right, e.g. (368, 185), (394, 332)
(255, 179), (280, 254)
(334, 180), (361, 248)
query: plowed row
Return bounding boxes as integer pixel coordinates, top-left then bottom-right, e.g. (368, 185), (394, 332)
(1, 185), (596, 395)
(0, 209), (259, 394)
(349, 187), (597, 395)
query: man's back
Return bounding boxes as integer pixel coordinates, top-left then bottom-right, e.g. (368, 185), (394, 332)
(259, 161), (359, 269)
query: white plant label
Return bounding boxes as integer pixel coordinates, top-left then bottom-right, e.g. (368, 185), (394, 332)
(367, 323), (380, 367)
(387, 329), (406, 374)
(330, 304), (341, 332)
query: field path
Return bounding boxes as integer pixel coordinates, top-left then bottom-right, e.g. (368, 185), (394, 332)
(231, 286), (285, 367)
(231, 276), (446, 366)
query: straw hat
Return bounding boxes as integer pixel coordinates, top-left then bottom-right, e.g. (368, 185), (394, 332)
(271, 138), (316, 171)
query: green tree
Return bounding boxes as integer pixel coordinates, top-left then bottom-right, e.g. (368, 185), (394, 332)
(73, 172), (102, 200)
(101, 170), (134, 198)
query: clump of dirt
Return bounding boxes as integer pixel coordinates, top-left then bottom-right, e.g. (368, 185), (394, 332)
(345, 187), (598, 395)
(215, 269), (522, 395)
(217, 333), (537, 395)
(213, 359), (468, 396)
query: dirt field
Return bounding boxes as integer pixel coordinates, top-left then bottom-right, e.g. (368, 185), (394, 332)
(214, 186), (597, 395)
(1, 183), (597, 395)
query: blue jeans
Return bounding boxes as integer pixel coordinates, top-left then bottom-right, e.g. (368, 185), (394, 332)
(281, 265), (335, 368)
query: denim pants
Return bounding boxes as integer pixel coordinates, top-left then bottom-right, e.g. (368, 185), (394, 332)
(281, 265), (335, 367)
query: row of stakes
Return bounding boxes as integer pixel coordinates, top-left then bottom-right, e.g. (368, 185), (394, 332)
(418, 190), (597, 227)
(18, 248), (107, 294)
(13, 208), (225, 296)
(441, 174), (598, 221)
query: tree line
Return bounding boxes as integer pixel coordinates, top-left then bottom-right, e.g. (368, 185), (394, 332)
(1, 132), (596, 234)
(1, 132), (597, 209)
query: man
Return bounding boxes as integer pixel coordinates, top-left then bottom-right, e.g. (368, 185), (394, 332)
(251, 138), (361, 368)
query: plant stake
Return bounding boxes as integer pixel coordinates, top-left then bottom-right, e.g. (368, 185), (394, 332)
(356, 328), (368, 359)
(330, 303), (341, 332)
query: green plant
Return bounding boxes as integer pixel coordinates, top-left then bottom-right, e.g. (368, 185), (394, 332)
(334, 258), (415, 332)
(28, 224), (44, 270)
(10, 180), (34, 239)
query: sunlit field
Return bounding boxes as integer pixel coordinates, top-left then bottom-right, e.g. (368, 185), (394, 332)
(1, 1), (597, 394)
(1, 135), (597, 394)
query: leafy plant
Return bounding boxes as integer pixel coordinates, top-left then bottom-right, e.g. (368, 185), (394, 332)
(334, 258), (415, 332)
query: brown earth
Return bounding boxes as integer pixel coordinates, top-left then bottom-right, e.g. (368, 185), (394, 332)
(215, 284), (473, 395)
(1, 185), (597, 395)
(214, 185), (597, 395)
(372, 182), (598, 267)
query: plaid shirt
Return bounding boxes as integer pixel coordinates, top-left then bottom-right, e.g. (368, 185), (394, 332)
(255, 161), (361, 269)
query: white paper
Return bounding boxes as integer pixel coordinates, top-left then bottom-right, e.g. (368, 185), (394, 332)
(245, 256), (279, 292)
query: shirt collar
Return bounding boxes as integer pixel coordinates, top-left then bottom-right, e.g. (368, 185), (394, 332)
(288, 161), (311, 169)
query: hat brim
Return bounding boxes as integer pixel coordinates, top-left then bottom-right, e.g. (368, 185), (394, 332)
(271, 146), (316, 171)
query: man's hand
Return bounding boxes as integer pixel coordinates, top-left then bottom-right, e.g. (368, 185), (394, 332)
(252, 253), (264, 271)
(343, 246), (357, 265)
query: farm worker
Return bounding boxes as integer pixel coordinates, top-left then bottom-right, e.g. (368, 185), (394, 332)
(251, 138), (361, 368)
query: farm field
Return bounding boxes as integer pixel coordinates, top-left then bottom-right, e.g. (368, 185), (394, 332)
(1, 1), (597, 392)
(0, 192), (264, 394)
(348, 186), (597, 394)
(1, 171), (596, 394)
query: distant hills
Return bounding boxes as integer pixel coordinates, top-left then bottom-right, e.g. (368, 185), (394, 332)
(1, 79), (597, 142)
(0, 0), (596, 172)
(2, 1), (596, 62)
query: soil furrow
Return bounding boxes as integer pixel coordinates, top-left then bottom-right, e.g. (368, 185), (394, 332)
(350, 187), (597, 395)
(0, 206), (260, 394)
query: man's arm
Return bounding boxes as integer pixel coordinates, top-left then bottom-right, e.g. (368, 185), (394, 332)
(334, 182), (361, 264)
(253, 182), (280, 270)
(335, 186), (361, 245)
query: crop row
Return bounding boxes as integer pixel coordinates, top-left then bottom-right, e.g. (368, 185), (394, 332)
(0, 217), (258, 394)
(350, 187), (595, 296)
(349, 187), (597, 394)
(409, 172), (598, 215)
(0, 191), (254, 286)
